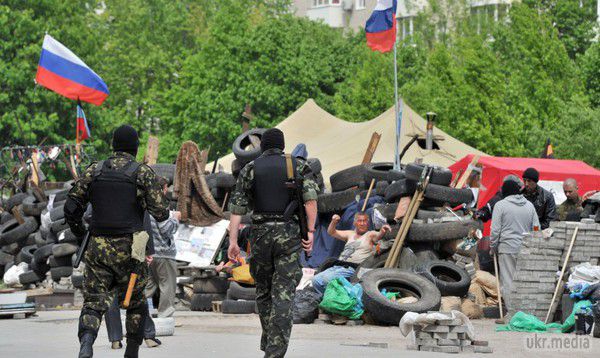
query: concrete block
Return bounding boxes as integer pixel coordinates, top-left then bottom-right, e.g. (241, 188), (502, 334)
(422, 325), (449, 333)
(433, 332), (459, 340)
(437, 339), (461, 346)
(436, 319), (463, 326)
(416, 331), (435, 339)
(428, 346), (460, 353)
(415, 338), (437, 346)
(472, 340), (489, 346)
(406, 344), (419, 351)
(473, 346), (494, 353)
(449, 325), (468, 333)
(460, 339), (472, 346)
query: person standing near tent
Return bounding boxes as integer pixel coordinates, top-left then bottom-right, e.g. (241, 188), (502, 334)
(557, 178), (584, 221)
(522, 167), (557, 229)
(473, 175), (523, 222)
(227, 128), (318, 358)
(64, 125), (170, 358)
(490, 180), (540, 312)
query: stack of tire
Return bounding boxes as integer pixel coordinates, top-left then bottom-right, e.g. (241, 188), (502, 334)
(222, 281), (258, 314)
(0, 184), (82, 286)
(190, 273), (229, 311)
(205, 172), (236, 209)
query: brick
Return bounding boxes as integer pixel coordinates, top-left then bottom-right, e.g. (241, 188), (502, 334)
(415, 338), (437, 346)
(449, 325), (468, 333)
(460, 339), (472, 346)
(437, 339), (460, 346)
(416, 331), (434, 339)
(406, 344), (419, 351)
(433, 332), (459, 340)
(432, 346), (461, 353)
(422, 325), (449, 333)
(472, 340), (489, 346)
(474, 346), (494, 353)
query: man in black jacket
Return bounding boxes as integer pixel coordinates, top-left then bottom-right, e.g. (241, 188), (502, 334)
(522, 167), (557, 229)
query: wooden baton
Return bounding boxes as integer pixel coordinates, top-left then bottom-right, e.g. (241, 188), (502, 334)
(123, 273), (138, 308)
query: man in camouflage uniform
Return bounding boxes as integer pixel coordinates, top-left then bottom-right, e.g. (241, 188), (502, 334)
(65, 125), (169, 358)
(227, 128), (318, 358)
(558, 178), (583, 221)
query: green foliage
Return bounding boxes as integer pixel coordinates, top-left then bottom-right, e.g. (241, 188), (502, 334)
(580, 41), (600, 108)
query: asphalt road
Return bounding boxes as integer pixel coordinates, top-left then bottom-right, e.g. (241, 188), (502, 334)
(0, 311), (599, 357)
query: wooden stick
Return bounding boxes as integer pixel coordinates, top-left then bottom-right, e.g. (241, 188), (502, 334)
(123, 273), (138, 309)
(450, 169), (463, 188)
(493, 253), (504, 320)
(221, 191), (229, 212)
(361, 132), (381, 164)
(143, 135), (159, 165)
(69, 152), (78, 178)
(454, 155), (480, 188)
(545, 226), (578, 324)
(30, 151), (40, 186)
(361, 179), (376, 212)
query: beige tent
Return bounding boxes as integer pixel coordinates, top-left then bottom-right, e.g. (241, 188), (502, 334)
(216, 99), (486, 181)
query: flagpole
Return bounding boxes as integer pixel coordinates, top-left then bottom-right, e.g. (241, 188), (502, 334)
(393, 19), (401, 170)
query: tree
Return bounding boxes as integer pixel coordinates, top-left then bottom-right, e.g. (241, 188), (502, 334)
(580, 41), (600, 108)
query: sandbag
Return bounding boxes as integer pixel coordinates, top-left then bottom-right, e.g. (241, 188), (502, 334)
(461, 298), (483, 319)
(440, 296), (462, 312)
(474, 270), (498, 298)
(469, 282), (487, 306)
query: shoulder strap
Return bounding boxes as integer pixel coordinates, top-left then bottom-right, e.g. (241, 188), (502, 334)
(123, 161), (141, 179)
(285, 154), (294, 180)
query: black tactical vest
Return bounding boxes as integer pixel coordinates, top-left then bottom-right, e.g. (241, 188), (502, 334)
(252, 154), (295, 215)
(89, 159), (144, 235)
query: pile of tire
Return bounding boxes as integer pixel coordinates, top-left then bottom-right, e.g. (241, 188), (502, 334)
(0, 184), (82, 286)
(190, 273), (229, 311)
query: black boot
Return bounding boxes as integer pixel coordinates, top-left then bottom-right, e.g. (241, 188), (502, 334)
(78, 333), (95, 358)
(124, 340), (140, 358)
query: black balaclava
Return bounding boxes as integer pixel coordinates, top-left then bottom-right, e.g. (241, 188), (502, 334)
(112, 125), (139, 157)
(260, 128), (285, 153)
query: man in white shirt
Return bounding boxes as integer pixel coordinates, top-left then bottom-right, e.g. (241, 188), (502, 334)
(312, 212), (390, 294)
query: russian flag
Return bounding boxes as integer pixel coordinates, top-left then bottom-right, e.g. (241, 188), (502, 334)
(76, 104), (91, 142)
(365, 0), (397, 53)
(35, 34), (109, 106)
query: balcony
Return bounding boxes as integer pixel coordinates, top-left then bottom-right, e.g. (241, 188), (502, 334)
(306, 1), (345, 28)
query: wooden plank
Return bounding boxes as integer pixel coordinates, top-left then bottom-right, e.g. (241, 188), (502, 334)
(545, 227), (578, 324)
(12, 206), (25, 224)
(394, 196), (412, 221)
(454, 155), (480, 189)
(29, 182), (46, 203)
(361, 132), (381, 164)
(30, 151), (40, 186)
(143, 136), (160, 165)
(450, 169), (463, 188)
(361, 179), (376, 212)
(63, 156), (78, 180)
(69, 152), (79, 178)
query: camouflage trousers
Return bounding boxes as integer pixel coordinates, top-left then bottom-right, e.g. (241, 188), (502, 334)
(79, 235), (148, 345)
(248, 222), (303, 358)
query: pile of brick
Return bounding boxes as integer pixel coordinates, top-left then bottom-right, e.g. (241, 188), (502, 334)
(507, 221), (600, 320)
(407, 312), (492, 353)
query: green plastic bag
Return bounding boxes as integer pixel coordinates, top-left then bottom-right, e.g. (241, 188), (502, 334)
(319, 277), (364, 320)
(496, 300), (592, 333)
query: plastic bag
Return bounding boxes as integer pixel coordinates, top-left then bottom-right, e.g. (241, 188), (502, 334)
(4, 262), (28, 286)
(232, 264), (255, 285)
(496, 300), (592, 333)
(319, 277), (364, 320)
(293, 287), (322, 324)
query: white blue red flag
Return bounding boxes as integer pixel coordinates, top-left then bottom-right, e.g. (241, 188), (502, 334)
(365, 0), (398, 53)
(76, 103), (91, 143)
(35, 34), (109, 106)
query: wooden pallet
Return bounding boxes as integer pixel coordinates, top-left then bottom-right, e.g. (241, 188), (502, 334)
(212, 300), (223, 313)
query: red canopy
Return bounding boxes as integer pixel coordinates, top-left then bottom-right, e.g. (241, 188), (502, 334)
(449, 155), (600, 235)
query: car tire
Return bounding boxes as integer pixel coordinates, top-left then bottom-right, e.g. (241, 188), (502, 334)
(192, 277), (230, 294)
(384, 179), (416, 203)
(423, 184), (474, 207)
(30, 258), (51, 276)
(232, 128), (266, 163)
(415, 260), (471, 297)
(4, 193), (28, 212)
(50, 266), (73, 281)
(52, 243), (79, 258)
(317, 189), (360, 214)
(49, 205), (65, 222)
(72, 273), (84, 289)
(330, 165), (367, 192)
(44, 188), (69, 202)
(49, 255), (73, 268)
(17, 245), (36, 265)
(364, 162), (395, 184)
(0, 211), (13, 225)
(1, 217), (39, 245)
(360, 268), (441, 325)
(226, 282), (257, 301)
(190, 293), (225, 311)
(405, 163), (453, 186)
(51, 219), (70, 234)
(22, 195), (48, 216)
(222, 299), (257, 314)
(33, 243), (55, 264)
(0, 251), (14, 266)
(307, 158), (322, 175)
(384, 219), (481, 243)
(19, 270), (43, 285)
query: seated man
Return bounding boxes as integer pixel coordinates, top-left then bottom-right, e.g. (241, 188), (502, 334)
(312, 212), (390, 294)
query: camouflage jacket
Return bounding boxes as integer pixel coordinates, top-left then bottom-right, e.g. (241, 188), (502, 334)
(66, 152), (169, 229)
(228, 148), (318, 222)
(557, 196), (583, 221)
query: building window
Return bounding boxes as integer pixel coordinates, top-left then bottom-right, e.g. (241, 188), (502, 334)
(356, 0), (366, 9)
(312, 0), (341, 7)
